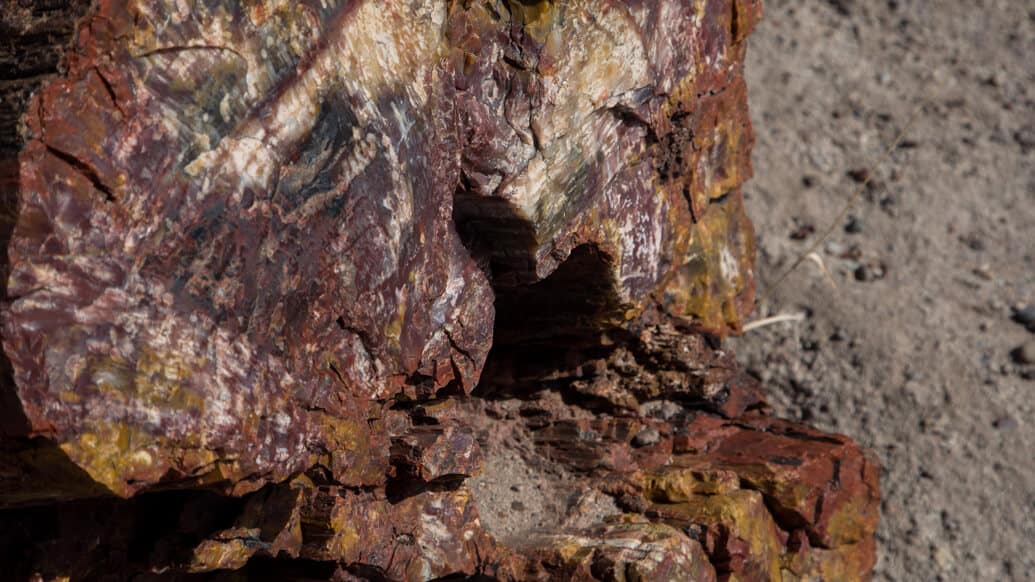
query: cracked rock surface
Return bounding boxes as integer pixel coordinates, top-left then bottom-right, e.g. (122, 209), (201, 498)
(1, 0), (879, 580)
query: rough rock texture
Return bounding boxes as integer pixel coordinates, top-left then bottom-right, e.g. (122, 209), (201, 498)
(0, 0), (879, 580)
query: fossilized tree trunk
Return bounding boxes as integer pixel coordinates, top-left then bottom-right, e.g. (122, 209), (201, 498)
(0, 1), (879, 580)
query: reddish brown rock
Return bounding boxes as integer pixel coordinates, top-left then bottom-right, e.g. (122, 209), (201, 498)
(0, 0), (880, 580)
(0, 0), (759, 505)
(640, 418), (880, 580)
(462, 382), (879, 581)
(516, 518), (719, 582)
(188, 478), (502, 580)
(4, 0), (497, 498)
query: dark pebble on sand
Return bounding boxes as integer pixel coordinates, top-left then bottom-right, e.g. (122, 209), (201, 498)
(1010, 341), (1035, 365)
(1011, 305), (1035, 331)
(993, 416), (1018, 431)
(1014, 124), (1035, 150)
(855, 264), (873, 282)
(847, 168), (871, 183)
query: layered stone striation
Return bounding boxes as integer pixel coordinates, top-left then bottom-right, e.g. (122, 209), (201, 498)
(3, 0), (755, 505)
(0, 1), (879, 580)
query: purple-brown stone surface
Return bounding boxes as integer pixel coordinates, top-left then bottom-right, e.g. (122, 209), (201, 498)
(0, 1), (880, 580)
(3, 0), (757, 503)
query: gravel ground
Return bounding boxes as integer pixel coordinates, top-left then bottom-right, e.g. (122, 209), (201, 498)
(731, 1), (1035, 579)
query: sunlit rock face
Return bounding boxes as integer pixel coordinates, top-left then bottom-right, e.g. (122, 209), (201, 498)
(3, 0), (756, 501)
(0, 1), (877, 581)
(5, 0), (492, 497)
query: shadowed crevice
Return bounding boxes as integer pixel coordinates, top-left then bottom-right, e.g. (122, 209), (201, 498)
(0, 487), (244, 581)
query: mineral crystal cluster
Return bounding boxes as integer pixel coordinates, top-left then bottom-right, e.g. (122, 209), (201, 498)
(0, 1), (879, 580)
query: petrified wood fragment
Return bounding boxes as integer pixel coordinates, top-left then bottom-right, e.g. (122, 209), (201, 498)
(0, 0), (880, 580)
(6, 0), (497, 498)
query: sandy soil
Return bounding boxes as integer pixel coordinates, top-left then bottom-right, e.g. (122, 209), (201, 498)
(731, 0), (1035, 579)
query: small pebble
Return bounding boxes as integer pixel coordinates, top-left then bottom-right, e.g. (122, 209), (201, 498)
(1014, 124), (1035, 150)
(789, 222), (815, 241)
(825, 241), (846, 256)
(844, 215), (864, 234)
(973, 264), (994, 280)
(993, 416), (1018, 431)
(640, 400), (683, 420)
(879, 194), (898, 214)
(632, 426), (661, 447)
(1011, 305), (1035, 331)
(847, 168), (871, 183)
(854, 264), (873, 282)
(683, 523), (705, 541)
(801, 175), (817, 188)
(1010, 341), (1035, 365)
(961, 234), (985, 251)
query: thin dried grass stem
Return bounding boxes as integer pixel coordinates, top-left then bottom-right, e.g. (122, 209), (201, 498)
(742, 312), (807, 332)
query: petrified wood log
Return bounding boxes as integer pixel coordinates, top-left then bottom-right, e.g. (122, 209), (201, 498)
(0, 1), (879, 580)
